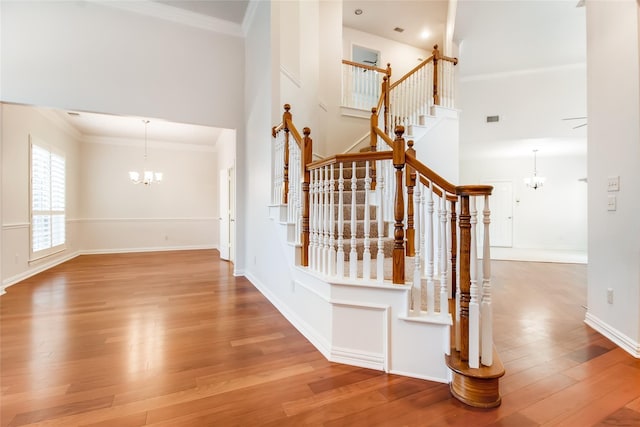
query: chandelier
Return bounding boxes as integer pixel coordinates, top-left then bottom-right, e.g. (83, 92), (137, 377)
(524, 149), (545, 190)
(129, 120), (163, 185)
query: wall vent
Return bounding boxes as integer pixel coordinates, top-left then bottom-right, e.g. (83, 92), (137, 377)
(486, 115), (500, 123)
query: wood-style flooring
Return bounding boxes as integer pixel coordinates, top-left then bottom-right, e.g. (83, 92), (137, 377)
(1, 250), (639, 426)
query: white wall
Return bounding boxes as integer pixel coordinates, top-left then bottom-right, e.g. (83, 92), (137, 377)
(1, 0), (246, 272)
(78, 138), (217, 253)
(1, 1), (244, 130)
(458, 66), (588, 257)
(343, 27), (430, 79)
(1, 103), (82, 286)
(585, 0), (640, 356)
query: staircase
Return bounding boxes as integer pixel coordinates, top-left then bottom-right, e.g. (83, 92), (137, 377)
(270, 46), (504, 409)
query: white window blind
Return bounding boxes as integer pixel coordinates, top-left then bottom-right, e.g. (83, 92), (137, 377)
(31, 140), (65, 257)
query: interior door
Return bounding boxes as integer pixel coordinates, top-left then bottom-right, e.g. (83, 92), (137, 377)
(219, 168), (230, 260)
(485, 181), (513, 247)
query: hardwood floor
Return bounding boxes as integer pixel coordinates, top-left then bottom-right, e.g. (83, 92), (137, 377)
(1, 250), (639, 426)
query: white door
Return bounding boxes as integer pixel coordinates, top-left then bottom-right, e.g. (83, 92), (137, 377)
(229, 166), (236, 263)
(219, 169), (230, 260)
(485, 181), (513, 247)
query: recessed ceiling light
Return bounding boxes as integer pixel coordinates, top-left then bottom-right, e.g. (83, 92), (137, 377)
(420, 30), (430, 39)
(354, 9), (363, 15)
(394, 27), (404, 33)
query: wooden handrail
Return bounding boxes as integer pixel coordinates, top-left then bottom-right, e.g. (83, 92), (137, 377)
(342, 59), (388, 75)
(418, 176), (457, 202)
(405, 151), (457, 195)
(307, 151), (393, 170)
(373, 126), (395, 148)
(389, 55), (435, 90)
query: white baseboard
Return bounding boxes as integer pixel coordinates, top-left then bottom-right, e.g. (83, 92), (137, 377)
(1, 245), (218, 294)
(330, 347), (385, 371)
(388, 369), (449, 384)
(585, 312), (640, 358)
(80, 244), (217, 255)
(491, 247), (587, 264)
(244, 270), (332, 360)
(2, 250), (81, 292)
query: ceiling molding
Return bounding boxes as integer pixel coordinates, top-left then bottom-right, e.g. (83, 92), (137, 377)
(36, 108), (84, 140)
(242, 0), (259, 36)
(91, 0), (244, 38)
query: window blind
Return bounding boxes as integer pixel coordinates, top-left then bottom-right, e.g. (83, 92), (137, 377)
(31, 141), (65, 256)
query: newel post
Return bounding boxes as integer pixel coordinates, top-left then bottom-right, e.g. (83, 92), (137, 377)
(405, 140), (416, 257)
(370, 107), (378, 190)
(432, 45), (441, 106)
(300, 127), (313, 267)
(457, 192), (471, 361)
(282, 104), (292, 205)
(392, 126), (406, 285)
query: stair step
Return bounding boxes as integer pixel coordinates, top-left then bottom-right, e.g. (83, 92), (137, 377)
(333, 204), (377, 221)
(338, 237), (395, 260)
(337, 219), (386, 239)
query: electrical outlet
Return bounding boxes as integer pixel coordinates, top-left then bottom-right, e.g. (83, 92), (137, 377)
(607, 195), (617, 211)
(607, 288), (614, 304)
(607, 176), (620, 192)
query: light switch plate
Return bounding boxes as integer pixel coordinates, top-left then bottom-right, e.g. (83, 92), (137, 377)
(607, 176), (620, 192)
(607, 194), (617, 211)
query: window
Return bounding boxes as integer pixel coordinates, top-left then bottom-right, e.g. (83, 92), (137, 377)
(30, 137), (65, 258)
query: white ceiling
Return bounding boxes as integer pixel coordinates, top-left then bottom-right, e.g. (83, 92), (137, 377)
(56, 110), (224, 147)
(342, 0), (448, 51)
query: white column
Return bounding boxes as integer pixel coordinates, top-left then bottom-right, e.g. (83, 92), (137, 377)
(336, 163), (345, 278)
(481, 194), (493, 366)
(469, 196), (480, 369)
(363, 160), (372, 280)
(376, 159), (385, 284)
(349, 161), (358, 279)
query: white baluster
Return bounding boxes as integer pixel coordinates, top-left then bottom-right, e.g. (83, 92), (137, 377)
(309, 168), (315, 270)
(426, 181), (435, 314)
(439, 194), (449, 316)
(337, 163), (345, 278)
(328, 164), (336, 277)
(481, 194), (493, 366)
(376, 159), (385, 283)
(349, 161), (358, 279)
(469, 196), (480, 369)
(363, 161), (371, 279)
(318, 167), (326, 274)
(323, 166), (330, 275)
(412, 180), (422, 315)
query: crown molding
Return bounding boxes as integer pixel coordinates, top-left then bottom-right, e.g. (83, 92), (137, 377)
(242, 0), (259, 36)
(90, 0), (244, 38)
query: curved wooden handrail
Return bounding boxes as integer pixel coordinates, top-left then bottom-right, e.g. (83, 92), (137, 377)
(307, 150), (393, 170)
(286, 118), (303, 148)
(405, 151), (457, 195)
(342, 59), (388, 75)
(418, 175), (457, 202)
(272, 122), (284, 138)
(373, 126), (395, 148)
(456, 185), (493, 197)
(389, 54), (435, 90)
(441, 55), (459, 65)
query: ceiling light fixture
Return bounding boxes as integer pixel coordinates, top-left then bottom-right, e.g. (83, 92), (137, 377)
(354, 8), (363, 15)
(420, 30), (430, 39)
(394, 27), (405, 33)
(129, 120), (163, 186)
(524, 149), (545, 190)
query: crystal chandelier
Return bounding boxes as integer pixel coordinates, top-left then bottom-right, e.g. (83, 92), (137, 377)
(524, 149), (545, 190)
(129, 120), (163, 185)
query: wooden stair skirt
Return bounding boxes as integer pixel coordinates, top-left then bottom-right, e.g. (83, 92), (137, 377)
(445, 347), (505, 408)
